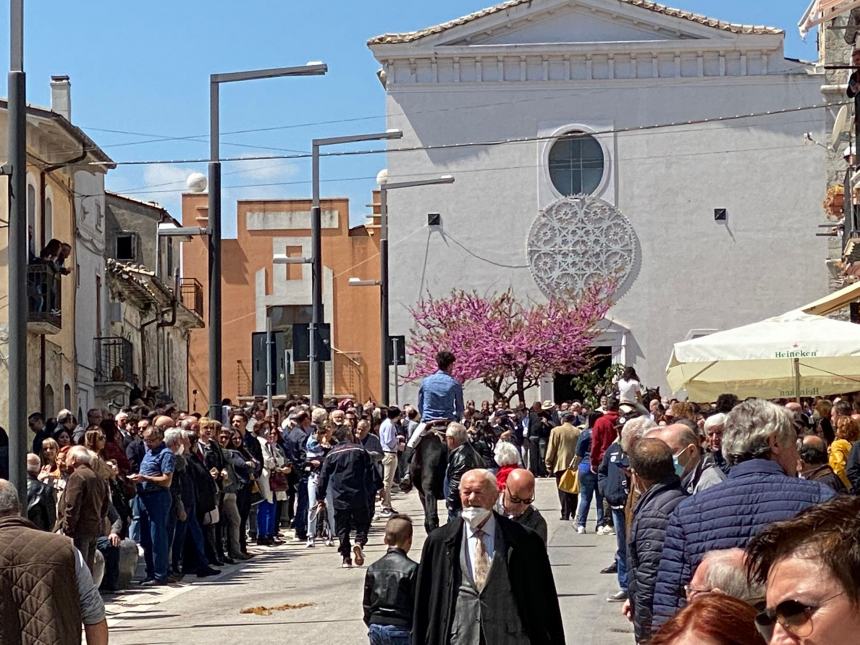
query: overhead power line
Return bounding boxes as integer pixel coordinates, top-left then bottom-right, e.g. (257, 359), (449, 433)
(89, 101), (847, 168)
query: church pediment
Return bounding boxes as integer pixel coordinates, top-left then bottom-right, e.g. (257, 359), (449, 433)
(368, 0), (782, 52)
(443, 4), (703, 47)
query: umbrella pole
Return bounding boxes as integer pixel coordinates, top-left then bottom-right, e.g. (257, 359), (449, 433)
(793, 358), (802, 403)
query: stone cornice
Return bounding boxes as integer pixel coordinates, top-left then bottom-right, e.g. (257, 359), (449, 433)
(374, 36), (786, 60)
(379, 46), (812, 88)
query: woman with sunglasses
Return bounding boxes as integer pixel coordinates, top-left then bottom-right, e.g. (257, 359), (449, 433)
(746, 495), (860, 644)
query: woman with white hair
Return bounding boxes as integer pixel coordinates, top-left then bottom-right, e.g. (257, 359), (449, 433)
(494, 440), (521, 491)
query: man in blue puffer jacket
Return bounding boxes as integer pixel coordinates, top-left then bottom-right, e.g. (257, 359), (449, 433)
(651, 399), (835, 629)
(626, 438), (687, 643)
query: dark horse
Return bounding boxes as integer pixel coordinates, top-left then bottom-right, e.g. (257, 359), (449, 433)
(409, 428), (448, 535)
(642, 387), (662, 409)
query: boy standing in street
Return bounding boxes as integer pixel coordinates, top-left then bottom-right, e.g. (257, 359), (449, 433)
(362, 514), (417, 644)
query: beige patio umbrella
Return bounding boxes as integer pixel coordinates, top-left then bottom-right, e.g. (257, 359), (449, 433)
(666, 310), (860, 402)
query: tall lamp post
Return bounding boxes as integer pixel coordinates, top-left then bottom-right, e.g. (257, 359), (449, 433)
(352, 172), (454, 406)
(6, 0), (27, 506)
(308, 129), (402, 406)
(208, 62), (326, 420)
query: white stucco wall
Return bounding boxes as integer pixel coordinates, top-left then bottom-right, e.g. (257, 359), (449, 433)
(373, 6), (828, 403)
(74, 170), (108, 416)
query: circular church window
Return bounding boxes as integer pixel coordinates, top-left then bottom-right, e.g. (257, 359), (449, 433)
(548, 131), (605, 196)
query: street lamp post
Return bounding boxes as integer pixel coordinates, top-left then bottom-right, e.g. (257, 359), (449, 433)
(6, 0), (27, 507)
(308, 129), (402, 406)
(355, 173), (454, 406)
(207, 62), (326, 420)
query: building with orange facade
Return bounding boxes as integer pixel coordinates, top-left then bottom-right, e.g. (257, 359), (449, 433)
(181, 193), (382, 410)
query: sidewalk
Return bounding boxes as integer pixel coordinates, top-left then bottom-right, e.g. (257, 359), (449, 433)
(106, 479), (633, 644)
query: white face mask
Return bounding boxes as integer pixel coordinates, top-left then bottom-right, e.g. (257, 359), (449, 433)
(461, 505), (492, 529)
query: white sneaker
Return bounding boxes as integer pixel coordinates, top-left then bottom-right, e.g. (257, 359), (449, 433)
(575, 525), (586, 535)
(305, 538), (315, 548)
(604, 526), (616, 536)
(325, 537), (334, 547)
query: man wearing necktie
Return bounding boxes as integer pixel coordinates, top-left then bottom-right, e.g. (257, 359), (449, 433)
(412, 469), (565, 645)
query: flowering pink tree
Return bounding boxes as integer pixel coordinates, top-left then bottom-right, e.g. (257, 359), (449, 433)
(405, 281), (615, 404)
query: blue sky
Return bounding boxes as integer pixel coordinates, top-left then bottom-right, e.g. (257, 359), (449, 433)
(0, 1), (820, 234)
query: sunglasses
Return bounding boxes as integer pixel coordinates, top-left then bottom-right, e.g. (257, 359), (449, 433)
(755, 591), (844, 640)
(505, 486), (535, 505)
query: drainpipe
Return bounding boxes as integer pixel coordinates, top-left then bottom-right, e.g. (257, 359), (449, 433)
(140, 313), (161, 389)
(153, 269), (180, 396)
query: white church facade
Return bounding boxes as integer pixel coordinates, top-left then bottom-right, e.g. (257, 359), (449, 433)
(368, 0), (828, 401)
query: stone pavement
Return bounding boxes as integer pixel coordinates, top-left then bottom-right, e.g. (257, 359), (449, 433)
(106, 479), (634, 644)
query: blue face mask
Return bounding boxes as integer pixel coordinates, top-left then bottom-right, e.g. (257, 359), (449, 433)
(672, 450), (686, 478)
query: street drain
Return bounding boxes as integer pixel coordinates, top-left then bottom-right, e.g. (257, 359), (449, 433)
(240, 602), (314, 616)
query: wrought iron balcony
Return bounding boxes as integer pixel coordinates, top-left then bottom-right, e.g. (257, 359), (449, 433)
(180, 278), (204, 318)
(94, 336), (134, 384)
(27, 263), (62, 335)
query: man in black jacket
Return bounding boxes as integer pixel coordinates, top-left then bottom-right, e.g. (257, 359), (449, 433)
(624, 438), (687, 643)
(362, 514), (417, 644)
(25, 454), (55, 531)
(598, 426), (630, 601)
(286, 411), (312, 541)
(318, 426), (379, 568)
(444, 423), (484, 521)
(413, 468), (564, 645)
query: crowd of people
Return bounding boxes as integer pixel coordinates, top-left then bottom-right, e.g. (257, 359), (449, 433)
(3, 352), (860, 644)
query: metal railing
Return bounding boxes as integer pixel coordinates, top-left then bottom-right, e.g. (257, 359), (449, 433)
(94, 337), (134, 383)
(180, 278), (204, 317)
(27, 263), (62, 330)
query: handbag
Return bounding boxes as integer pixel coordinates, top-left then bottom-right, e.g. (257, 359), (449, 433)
(269, 471), (289, 492)
(558, 467), (580, 494)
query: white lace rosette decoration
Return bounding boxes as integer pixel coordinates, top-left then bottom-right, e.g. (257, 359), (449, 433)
(527, 195), (637, 298)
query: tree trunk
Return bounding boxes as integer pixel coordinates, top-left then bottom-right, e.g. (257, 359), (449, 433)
(515, 373), (526, 406)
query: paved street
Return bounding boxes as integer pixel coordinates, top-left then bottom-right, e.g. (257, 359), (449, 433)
(106, 479), (633, 644)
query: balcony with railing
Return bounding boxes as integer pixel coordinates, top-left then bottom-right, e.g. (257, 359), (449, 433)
(27, 263), (62, 335)
(180, 278), (204, 318)
(94, 337), (134, 384)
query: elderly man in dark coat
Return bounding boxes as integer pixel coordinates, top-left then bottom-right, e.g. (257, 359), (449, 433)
(625, 438), (687, 643)
(412, 468), (564, 645)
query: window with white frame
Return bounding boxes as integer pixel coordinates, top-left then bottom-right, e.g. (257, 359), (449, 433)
(548, 131), (605, 196)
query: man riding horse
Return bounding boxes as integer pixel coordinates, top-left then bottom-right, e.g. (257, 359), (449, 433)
(402, 350), (464, 534)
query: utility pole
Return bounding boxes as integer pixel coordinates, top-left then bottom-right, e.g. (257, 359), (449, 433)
(7, 0), (27, 508)
(208, 80), (222, 421)
(309, 130), (401, 406)
(207, 62), (326, 419)
(375, 173), (454, 406)
(309, 142), (322, 406)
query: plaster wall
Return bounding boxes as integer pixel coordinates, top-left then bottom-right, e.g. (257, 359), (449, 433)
(382, 70), (827, 402)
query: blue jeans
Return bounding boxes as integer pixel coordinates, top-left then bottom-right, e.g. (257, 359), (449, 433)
(575, 469), (605, 528)
(368, 624), (410, 645)
(293, 475), (309, 539)
(307, 473), (336, 539)
(611, 507), (628, 592)
(129, 495), (141, 543)
(139, 489), (172, 582)
(95, 536), (120, 591)
(258, 499), (276, 538)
